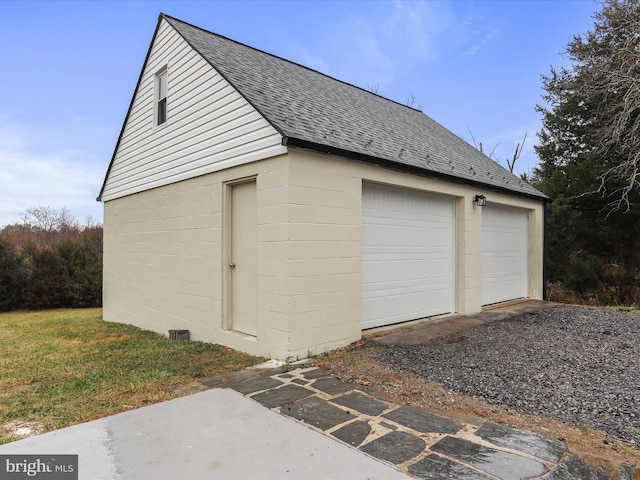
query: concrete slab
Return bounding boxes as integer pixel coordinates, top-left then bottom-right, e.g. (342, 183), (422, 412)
(0, 389), (411, 480)
(366, 299), (559, 345)
(249, 359), (286, 369)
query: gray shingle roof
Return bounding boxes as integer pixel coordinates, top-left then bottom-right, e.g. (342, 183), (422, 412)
(164, 14), (546, 200)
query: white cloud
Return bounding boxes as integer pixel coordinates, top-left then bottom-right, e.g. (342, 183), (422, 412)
(286, 1), (455, 95)
(463, 23), (501, 57)
(0, 117), (104, 227)
(333, 16), (398, 87)
(383, 0), (450, 60)
(424, 5), (502, 58)
(379, 2), (502, 62)
(296, 49), (335, 77)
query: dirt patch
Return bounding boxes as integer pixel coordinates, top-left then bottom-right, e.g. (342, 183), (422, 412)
(172, 381), (210, 397)
(2, 420), (46, 441)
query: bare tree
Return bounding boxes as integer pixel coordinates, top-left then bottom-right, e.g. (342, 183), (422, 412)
(506, 133), (527, 173)
(468, 129), (527, 174)
(404, 93), (423, 111)
(587, 3), (640, 212)
(538, 0), (640, 212)
(57, 207), (79, 232)
(367, 83), (381, 95)
(467, 129), (503, 166)
(20, 206), (59, 232)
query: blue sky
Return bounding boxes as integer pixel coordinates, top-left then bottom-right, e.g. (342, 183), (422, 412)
(0, 0), (599, 227)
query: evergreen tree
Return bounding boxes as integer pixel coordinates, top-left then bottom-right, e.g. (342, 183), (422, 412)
(0, 236), (27, 311)
(58, 237), (102, 308)
(534, 0), (640, 304)
(22, 246), (65, 309)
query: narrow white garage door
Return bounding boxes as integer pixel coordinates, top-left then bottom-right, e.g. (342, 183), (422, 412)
(362, 183), (455, 329)
(482, 204), (528, 305)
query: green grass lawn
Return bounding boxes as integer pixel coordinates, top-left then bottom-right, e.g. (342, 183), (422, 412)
(0, 309), (264, 444)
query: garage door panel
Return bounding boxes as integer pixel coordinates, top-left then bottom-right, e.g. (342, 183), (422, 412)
(482, 204), (528, 305)
(362, 183), (455, 329)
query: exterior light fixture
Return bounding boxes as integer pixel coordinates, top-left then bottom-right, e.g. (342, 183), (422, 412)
(474, 194), (487, 207)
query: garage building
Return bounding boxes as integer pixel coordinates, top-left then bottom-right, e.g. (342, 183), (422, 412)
(98, 14), (548, 360)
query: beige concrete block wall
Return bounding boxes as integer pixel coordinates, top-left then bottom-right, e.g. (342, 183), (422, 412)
(286, 150), (545, 321)
(284, 150), (363, 358)
(255, 157), (293, 359)
(104, 147), (544, 361)
(103, 176), (219, 344)
(282, 148), (544, 358)
(103, 155), (293, 358)
(456, 196), (483, 314)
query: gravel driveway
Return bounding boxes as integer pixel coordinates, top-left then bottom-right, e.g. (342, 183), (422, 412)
(377, 305), (640, 445)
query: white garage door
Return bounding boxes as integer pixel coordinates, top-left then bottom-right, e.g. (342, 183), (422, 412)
(362, 183), (455, 329)
(482, 204), (528, 305)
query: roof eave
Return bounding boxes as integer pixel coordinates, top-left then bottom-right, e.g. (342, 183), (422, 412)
(282, 136), (549, 203)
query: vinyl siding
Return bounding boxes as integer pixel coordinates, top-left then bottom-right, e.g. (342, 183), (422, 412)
(100, 19), (286, 201)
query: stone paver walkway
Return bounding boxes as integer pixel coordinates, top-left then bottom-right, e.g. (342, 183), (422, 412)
(200, 367), (569, 480)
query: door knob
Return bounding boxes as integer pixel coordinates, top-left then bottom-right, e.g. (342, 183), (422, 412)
(230, 262), (236, 268)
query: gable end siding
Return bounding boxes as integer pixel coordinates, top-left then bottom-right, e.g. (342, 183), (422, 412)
(100, 19), (286, 202)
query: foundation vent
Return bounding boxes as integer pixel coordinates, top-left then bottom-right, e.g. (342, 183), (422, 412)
(169, 330), (190, 341)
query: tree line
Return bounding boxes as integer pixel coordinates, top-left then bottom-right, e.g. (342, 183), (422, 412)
(532, 0), (640, 305)
(0, 206), (102, 312)
(3, 1), (639, 312)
